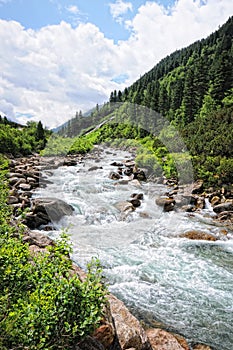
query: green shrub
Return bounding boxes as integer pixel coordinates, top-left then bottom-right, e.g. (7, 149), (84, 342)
(0, 165), (107, 349)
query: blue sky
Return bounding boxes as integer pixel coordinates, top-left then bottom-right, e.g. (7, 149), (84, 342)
(0, 0), (174, 41)
(0, 0), (232, 128)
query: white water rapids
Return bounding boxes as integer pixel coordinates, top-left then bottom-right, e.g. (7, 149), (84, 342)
(34, 148), (233, 350)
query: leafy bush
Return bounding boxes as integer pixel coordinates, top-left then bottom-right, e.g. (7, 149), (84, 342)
(0, 166), (107, 349)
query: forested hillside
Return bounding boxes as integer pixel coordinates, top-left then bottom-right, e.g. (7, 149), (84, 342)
(111, 16), (233, 120)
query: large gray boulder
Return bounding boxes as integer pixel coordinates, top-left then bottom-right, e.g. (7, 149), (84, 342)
(32, 197), (74, 222)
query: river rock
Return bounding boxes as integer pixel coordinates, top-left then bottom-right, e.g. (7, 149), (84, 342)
(115, 201), (135, 213)
(32, 197), (74, 222)
(180, 230), (217, 241)
(213, 201), (233, 213)
(7, 196), (19, 204)
(146, 328), (185, 350)
(19, 183), (31, 191)
(110, 161), (123, 167)
(124, 168), (133, 176)
(134, 170), (147, 182)
(128, 198), (141, 208)
(155, 197), (176, 211)
(193, 345), (212, 350)
(131, 193), (144, 200)
(130, 180), (142, 188)
(63, 159), (77, 166)
(109, 171), (122, 180)
(23, 231), (54, 248)
(210, 196), (221, 206)
(125, 160), (136, 167)
(156, 197), (175, 206)
(108, 294), (150, 350)
(24, 213), (49, 229)
(88, 166), (103, 171)
(191, 180), (204, 194)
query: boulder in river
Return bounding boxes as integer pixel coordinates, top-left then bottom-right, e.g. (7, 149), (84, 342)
(32, 197), (74, 222)
(155, 196), (175, 211)
(109, 171), (122, 180)
(180, 230), (217, 241)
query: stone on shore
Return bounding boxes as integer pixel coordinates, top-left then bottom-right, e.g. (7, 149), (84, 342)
(146, 328), (186, 350)
(213, 201), (233, 213)
(108, 294), (150, 350)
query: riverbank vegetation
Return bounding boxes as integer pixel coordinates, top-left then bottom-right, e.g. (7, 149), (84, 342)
(0, 156), (106, 349)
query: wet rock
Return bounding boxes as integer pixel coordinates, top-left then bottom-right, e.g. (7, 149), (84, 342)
(155, 197), (175, 207)
(23, 231), (54, 248)
(131, 193), (144, 200)
(24, 213), (49, 229)
(180, 230), (217, 241)
(128, 198), (141, 208)
(108, 294), (150, 350)
(115, 201), (135, 213)
(124, 160), (136, 167)
(124, 168), (133, 176)
(63, 159), (77, 166)
(191, 180), (204, 194)
(15, 178), (27, 186)
(117, 180), (129, 185)
(213, 201), (233, 213)
(181, 204), (195, 212)
(146, 328), (185, 350)
(193, 345), (212, 350)
(156, 197), (176, 211)
(19, 183), (31, 191)
(134, 170), (147, 182)
(196, 197), (205, 210)
(88, 166), (103, 171)
(217, 211), (233, 221)
(109, 171), (122, 180)
(32, 197), (74, 222)
(210, 196), (221, 206)
(27, 176), (37, 184)
(7, 196), (19, 204)
(110, 161), (123, 167)
(130, 180), (142, 188)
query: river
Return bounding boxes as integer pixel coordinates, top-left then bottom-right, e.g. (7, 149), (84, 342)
(34, 147), (233, 350)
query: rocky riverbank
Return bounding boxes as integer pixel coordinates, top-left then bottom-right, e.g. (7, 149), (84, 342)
(6, 148), (233, 349)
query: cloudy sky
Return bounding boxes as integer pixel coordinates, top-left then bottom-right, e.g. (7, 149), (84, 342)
(0, 0), (232, 128)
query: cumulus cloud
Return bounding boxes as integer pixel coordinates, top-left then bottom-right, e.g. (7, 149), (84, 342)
(0, 0), (232, 128)
(109, 0), (133, 23)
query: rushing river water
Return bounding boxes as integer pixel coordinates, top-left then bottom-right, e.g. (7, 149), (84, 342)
(35, 148), (233, 350)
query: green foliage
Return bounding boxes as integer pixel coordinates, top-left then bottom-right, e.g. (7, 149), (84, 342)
(41, 134), (94, 156)
(0, 167), (107, 349)
(0, 118), (51, 156)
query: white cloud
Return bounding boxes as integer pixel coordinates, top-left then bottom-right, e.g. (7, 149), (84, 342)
(0, 1), (232, 128)
(109, 0), (133, 23)
(66, 5), (81, 15)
